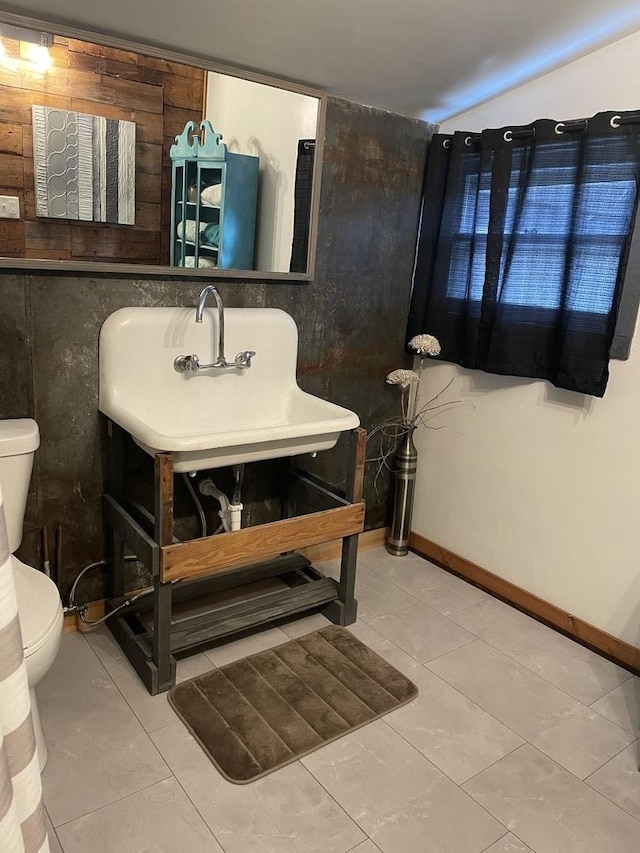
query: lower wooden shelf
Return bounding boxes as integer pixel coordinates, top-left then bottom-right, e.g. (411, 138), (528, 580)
(113, 561), (337, 660)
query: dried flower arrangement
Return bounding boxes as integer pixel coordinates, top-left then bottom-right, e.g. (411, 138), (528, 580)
(367, 333), (461, 491)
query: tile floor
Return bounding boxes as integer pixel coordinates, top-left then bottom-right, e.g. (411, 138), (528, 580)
(39, 547), (640, 852)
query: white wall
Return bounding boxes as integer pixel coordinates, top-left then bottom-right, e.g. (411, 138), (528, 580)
(440, 30), (640, 133)
(205, 74), (318, 271)
(413, 30), (640, 648)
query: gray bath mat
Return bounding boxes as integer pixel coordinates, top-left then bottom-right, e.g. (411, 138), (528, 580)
(168, 625), (418, 783)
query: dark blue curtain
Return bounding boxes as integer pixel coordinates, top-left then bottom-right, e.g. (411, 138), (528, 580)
(407, 111), (640, 396)
(289, 139), (315, 273)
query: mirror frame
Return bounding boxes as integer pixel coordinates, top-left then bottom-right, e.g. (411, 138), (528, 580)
(0, 9), (326, 281)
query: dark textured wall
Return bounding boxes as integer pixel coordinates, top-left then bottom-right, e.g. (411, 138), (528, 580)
(0, 97), (433, 600)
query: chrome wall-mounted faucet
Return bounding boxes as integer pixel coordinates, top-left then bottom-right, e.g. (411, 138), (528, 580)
(196, 285), (226, 365)
(174, 285), (255, 373)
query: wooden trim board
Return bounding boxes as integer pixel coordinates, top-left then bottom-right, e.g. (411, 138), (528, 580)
(64, 527), (387, 633)
(161, 503), (365, 583)
(410, 532), (640, 675)
(301, 527), (386, 563)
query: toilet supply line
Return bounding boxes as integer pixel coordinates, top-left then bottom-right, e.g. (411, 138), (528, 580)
(64, 461), (243, 627)
(64, 472), (239, 627)
(64, 556), (154, 628)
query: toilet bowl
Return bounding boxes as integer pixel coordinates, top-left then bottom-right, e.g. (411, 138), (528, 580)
(0, 419), (63, 770)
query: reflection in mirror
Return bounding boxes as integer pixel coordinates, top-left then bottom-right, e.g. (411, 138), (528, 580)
(0, 13), (324, 278)
(204, 74), (318, 272)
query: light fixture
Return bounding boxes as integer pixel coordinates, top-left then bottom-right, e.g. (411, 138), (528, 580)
(0, 24), (53, 73)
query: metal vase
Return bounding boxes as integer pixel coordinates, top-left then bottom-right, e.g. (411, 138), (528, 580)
(387, 426), (418, 557)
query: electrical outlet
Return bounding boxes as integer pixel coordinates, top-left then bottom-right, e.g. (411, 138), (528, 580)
(0, 195), (20, 219)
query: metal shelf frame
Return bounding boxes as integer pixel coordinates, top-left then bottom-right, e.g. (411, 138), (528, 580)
(103, 420), (366, 694)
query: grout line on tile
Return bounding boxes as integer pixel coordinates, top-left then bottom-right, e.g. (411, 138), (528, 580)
(459, 740), (530, 789)
(357, 612), (475, 671)
(357, 606), (477, 665)
(378, 684), (524, 788)
(80, 630), (169, 730)
(356, 614), (425, 663)
(461, 738), (640, 829)
(421, 637), (485, 669)
(586, 670), (636, 704)
(359, 549), (489, 615)
(64, 632), (174, 788)
(447, 624), (633, 707)
(149, 719), (186, 740)
(587, 674), (638, 716)
(167, 771), (228, 853)
(478, 830), (510, 852)
(294, 759), (369, 845)
(416, 634), (478, 665)
(50, 775), (176, 831)
(367, 714), (512, 842)
(441, 595), (490, 620)
(360, 550), (633, 702)
(582, 737), (640, 823)
(424, 636), (634, 753)
(576, 697), (638, 735)
(44, 804), (65, 852)
(345, 837), (380, 852)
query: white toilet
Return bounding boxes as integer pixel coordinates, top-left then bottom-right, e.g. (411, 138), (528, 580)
(0, 418), (63, 771)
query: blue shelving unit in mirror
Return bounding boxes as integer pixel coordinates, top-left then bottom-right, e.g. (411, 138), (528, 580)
(170, 120), (259, 270)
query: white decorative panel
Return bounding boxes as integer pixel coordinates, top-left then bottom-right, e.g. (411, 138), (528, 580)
(32, 105), (136, 225)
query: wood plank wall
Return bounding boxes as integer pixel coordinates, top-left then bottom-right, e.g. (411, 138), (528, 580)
(0, 37), (205, 264)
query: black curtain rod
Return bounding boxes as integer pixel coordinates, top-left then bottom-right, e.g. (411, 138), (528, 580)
(555, 119), (588, 134)
(448, 111), (640, 148)
(611, 112), (640, 127)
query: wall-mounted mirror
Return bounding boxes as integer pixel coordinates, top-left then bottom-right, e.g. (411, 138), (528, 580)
(0, 11), (325, 280)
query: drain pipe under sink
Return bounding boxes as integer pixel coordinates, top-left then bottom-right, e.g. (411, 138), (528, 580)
(199, 478), (243, 532)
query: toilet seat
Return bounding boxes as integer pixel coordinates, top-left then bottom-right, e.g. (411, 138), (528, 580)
(12, 556), (62, 655)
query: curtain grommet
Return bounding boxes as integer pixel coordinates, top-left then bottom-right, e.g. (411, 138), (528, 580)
(503, 130), (513, 143)
(443, 138), (451, 149)
(464, 136), (473, 147)
(610, 115), (621, 128)
(554, 123), (564, 135)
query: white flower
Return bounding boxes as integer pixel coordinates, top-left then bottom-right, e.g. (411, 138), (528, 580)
(386, 368), (419, 389)
(409, 333), (441, 357)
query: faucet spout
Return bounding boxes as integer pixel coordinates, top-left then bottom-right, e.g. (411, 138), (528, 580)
(195, 285), (226, 365)
(174, 285), (256, 373)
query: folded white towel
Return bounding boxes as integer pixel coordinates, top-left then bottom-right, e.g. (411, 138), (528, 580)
(183, 256), (217, 268)
(177, 219), (207, 243)
(201, 184), (222, 206)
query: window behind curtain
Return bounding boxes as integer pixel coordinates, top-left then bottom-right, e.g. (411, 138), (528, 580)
(408, 113), (640, 397)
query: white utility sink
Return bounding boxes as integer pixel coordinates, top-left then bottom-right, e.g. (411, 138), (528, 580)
(99, 306), (360, 472)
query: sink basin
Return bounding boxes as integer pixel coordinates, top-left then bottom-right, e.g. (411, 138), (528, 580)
(99, 307), (360, 472)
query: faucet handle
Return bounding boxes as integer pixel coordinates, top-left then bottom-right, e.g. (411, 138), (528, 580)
(174, 354), (200, 373)
(234, 350), (255, 369)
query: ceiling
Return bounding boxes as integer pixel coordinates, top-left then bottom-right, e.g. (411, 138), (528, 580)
(2, 0), (640, 122)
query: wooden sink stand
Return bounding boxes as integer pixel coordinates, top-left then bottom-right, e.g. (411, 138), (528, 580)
(103, 420), (366, 694)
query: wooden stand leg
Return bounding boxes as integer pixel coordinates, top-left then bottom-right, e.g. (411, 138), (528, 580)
(324, 533), (359, 625)
(152, 453), (176, 693)
(324, 428), (366, 626)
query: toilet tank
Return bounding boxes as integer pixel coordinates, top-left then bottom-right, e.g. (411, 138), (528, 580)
(0, 419), (40, 553)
